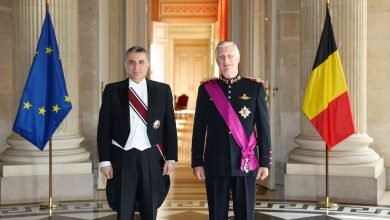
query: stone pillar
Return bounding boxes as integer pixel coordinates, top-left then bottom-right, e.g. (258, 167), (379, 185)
(126, 0), (147, 49)
(0, 0), (93, 204)
(285, 0), (385, 204)
(228, 0), (254, 76)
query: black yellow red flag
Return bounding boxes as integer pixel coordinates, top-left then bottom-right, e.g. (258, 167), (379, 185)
(302, 8), (355, 149)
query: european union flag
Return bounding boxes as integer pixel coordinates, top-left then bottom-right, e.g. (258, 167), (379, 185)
(13, 9), (72, 150)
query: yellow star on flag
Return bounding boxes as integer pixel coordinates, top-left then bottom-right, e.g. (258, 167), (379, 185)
(65, 96), (71, 103)
(52, 105), (60, 113)
(38, 107), (47, 115)
(45, 47), (53, 54)
(23, 101), (32, 110)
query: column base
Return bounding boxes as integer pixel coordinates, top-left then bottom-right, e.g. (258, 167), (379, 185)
(387, 166), (390, 190)
(382, 150), (390, 190)
(285, 159), (386, 204)
(0, 161), (93, 204)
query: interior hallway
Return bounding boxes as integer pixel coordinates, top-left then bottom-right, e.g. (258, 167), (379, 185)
(2, 0), (390, 212)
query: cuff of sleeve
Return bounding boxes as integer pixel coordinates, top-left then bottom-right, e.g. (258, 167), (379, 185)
(191, 161), (204, 168)
(99, 161), (112, 168)
(259, 158), (271, 169)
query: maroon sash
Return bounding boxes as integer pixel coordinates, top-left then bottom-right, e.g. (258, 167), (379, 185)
(128, 87), (148, 125)
(128, 87), (165, 160)
(204, 80), (259, 173)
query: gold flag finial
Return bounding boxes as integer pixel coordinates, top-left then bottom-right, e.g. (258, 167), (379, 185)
(46, 0), (49, 9)
(326, 0), (330, 8)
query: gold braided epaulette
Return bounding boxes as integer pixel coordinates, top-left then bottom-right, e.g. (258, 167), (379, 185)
(200, 77), (218, 85)
(244, 76), (264, 84)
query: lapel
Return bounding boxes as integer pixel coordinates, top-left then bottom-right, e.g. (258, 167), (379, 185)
(119, 79), (130, 129)
(146, 79), (158, 126)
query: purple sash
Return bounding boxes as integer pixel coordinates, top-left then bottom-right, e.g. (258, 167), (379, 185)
(204, 80), (259, 173)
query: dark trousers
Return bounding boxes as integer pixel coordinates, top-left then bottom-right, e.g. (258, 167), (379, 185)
(205, 176), (256, 220)
(108, 147), (162, 220)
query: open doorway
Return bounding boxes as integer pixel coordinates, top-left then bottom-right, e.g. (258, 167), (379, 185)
(148, 0), (278, 190)
(150, 23), (216, 109)
(173, 39), (210, 110)
(150, 22), (216, 165)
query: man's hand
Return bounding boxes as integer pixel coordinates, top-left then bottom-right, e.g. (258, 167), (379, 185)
(256, 167), (269, 180)
(100, 166), (113, 179)
(163, 161), (176, 175)
(193, 166), (206, 180)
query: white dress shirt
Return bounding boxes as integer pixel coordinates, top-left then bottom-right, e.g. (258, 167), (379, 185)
(125, 78), (152, 150)
(99, 78), (152, 168)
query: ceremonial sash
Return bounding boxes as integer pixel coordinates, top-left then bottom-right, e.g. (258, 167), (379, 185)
(204, 80), (259, 173)
(128, 88), (165, 159)
(128, 87), (148, 125)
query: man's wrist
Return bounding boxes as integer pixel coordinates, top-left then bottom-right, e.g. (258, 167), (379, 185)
(99, 161), (112, 168)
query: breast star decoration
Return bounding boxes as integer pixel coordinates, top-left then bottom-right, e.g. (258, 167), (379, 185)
(239, 106), (251, 119)
(153, 120), (161, 129)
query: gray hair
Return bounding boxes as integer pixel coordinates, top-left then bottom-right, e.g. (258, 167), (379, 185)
(125, 46), (150, 63)
(215, 41), (240, 60)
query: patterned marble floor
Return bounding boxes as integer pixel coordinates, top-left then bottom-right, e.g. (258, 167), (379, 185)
(1, 167), (390, 219)
(2, 200), (390, 220)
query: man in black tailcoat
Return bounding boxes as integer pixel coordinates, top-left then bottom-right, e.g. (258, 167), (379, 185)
(191, 41), (271, 220)
(97, 46), (178, 220)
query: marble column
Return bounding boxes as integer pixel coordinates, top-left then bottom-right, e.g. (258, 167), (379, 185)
(228, 0), (254, 76)
(285, 0), (385, 204)
(0, 0), (93, 204)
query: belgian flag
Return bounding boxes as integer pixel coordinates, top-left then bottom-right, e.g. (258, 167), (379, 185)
(302, 8), (355, 149)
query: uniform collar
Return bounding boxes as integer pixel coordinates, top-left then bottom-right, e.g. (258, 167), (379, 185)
(219, 74), (242, 85)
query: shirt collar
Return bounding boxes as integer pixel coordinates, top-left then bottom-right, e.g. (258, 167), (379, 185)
(129, 78), (147, 89)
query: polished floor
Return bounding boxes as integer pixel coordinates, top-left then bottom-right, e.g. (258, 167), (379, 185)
(3, 199), (390, 220)
(1, 167), (390, 220)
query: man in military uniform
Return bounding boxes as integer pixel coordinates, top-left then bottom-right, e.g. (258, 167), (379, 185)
(191, 41), (271, 220)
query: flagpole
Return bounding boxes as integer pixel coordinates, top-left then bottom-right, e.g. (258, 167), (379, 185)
(39, 140), (61, 217)
(46, 2), (50, 214)
(317, 145), (337, 208)
(314, 0), (337, 209)
(39, 0), (61, 216)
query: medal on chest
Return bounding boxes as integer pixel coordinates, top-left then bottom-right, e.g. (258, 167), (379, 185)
(239, 106), (251, 119)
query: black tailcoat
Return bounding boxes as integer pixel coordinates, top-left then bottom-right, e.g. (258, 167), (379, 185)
(97, 78), (178, 217)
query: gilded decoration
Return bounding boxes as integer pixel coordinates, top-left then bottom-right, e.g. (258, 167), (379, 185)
(160, 3), (218, 18)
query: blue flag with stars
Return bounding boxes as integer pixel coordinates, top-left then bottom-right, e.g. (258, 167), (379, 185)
(13, 9), (72, 150)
